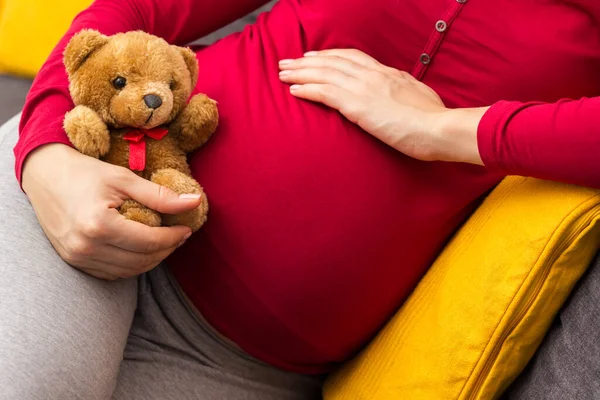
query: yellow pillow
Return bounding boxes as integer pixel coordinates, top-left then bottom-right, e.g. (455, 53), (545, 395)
(0, 0), (92, 77)
(325, 177), (600, 400)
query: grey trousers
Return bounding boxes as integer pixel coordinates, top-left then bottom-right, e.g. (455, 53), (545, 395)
(0, 115), (322, 400)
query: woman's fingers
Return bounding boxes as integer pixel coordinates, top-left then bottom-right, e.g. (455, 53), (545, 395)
(113, 168), (202, 215)
(91, 243), (176, 273)
(279, 54), (366, 77)
(278, 52), (361, 110)
(72, 215), (184, 281)
(288, 83), (352, 111)
(304, 49), (380, 68)
(106, 211), (191, 253)
(279, 66), (356, 88)
(81, 239), (174, 279)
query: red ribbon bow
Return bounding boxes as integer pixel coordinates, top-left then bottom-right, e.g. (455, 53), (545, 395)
(123, 127), (169, 171)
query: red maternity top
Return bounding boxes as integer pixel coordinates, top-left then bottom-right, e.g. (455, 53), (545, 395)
(15, 0), (600, 373)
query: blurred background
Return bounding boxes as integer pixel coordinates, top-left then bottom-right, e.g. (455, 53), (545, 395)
(0, 1), (275, 125)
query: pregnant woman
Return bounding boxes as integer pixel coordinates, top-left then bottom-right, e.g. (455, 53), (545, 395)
(1, 0), (599, 399)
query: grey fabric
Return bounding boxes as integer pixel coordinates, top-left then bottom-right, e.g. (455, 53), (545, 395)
(503, 252), (600, 399)
(0, 114), (138, 400)
(0, 116), (322, 399)
(193, 2), (276, 46)
(0, 76), (32, 125)
(113, 265), (323, 400)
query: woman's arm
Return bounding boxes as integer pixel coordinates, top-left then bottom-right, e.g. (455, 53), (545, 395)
(473, 100), (600, 188)
(17, 0), (269, 280)
(432, 101), (600, 189)
(279, 50), (600, 189)
(15, 0), (269, 182)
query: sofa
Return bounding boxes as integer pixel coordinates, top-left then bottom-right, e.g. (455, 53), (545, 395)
(1, 2), (599, 399)
(0, 75), (30, 125)
(0, 2), (275, 126)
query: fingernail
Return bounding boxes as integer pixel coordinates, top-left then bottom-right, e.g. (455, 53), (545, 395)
(279, 59), (293, 66)
(178, 232), (192, 248)
(290, 85), (301, 91)
(279, 70), (292, 77)
(179, 193), (201, 200)
(304, 51), (318, 57)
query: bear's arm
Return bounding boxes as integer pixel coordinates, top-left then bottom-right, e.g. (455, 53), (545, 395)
(64, 106), (111, 158)
(169, 94), (219, 153)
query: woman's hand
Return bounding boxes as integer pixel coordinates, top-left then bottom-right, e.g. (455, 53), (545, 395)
(22, 144), (201, 280)
(279, 49), (486, 164)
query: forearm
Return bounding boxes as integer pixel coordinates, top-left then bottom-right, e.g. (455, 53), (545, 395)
(436, 99), (600, 189)
(435, 107), (488, 166)
(16, 0), (269, 184)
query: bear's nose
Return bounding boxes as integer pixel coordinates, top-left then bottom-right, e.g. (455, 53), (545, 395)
(144, 94), (163, 110)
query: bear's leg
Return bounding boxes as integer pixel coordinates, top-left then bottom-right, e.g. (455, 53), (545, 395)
(119, 199), (162, 227)
(150, 168), (208, 232)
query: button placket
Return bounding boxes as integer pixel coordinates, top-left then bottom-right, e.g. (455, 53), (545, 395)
(410, 1), (467, 80)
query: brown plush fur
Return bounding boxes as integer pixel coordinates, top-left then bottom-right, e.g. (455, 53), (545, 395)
(63, 30), (218, 231)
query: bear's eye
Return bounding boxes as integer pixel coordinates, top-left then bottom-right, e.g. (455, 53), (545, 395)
(112, 76), (127, 90)
(169, 79), (177, 90)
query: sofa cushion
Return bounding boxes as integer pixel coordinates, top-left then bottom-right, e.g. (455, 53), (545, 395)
(0, 1), (276, 78)
(324, 176), (600, 400)
(0, 0), (92, 77)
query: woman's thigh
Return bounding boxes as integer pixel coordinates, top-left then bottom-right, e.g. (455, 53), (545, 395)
(0, 115), (137, 400)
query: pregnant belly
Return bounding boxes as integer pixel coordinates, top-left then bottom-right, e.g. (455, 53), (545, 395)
(168, 34), (502, 372)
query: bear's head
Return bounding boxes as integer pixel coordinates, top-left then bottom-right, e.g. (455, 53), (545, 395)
(64, 30), (198, 129)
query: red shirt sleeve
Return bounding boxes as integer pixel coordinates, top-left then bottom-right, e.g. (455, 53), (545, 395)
(14, 0), (269, 183)
(478, 98), (600, 189)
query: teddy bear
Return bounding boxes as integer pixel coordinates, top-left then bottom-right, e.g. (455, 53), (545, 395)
(62, 29), (218, 232)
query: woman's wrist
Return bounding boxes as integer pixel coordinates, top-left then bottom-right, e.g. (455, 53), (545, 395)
(433, 107), (489, 165)
(22, 144), (79, 194)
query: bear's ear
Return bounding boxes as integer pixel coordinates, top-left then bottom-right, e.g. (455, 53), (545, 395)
(177, 46), (199, 89)
(64, 29), (109, 77)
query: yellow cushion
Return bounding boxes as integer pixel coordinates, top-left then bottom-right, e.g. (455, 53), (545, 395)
(0, 1), (5, 34)
(325, 177), (600, 400)
(0, 0), (92, 77)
